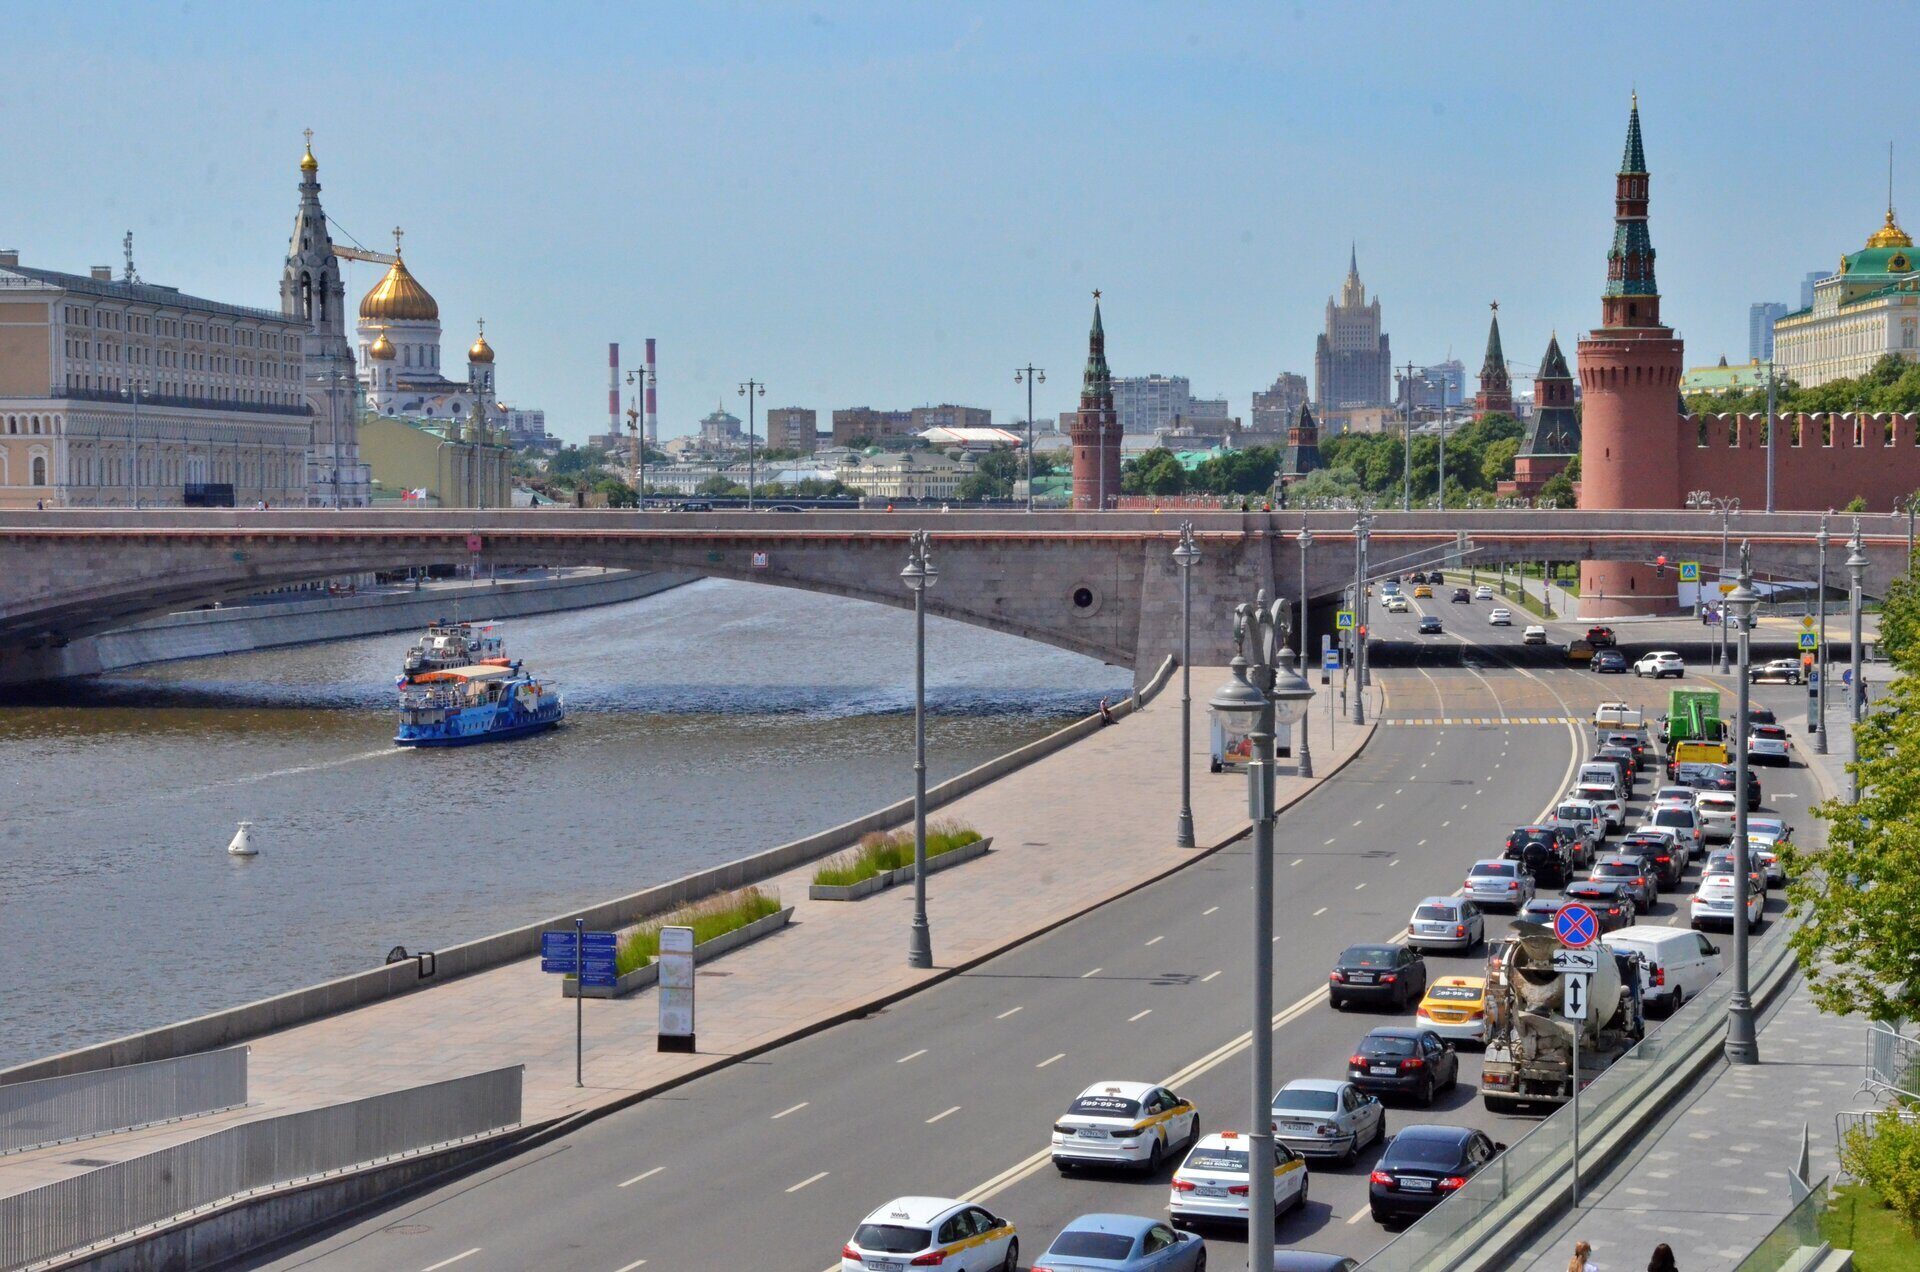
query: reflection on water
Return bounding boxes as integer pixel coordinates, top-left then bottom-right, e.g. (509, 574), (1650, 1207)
(0, 579), (1129, 1067)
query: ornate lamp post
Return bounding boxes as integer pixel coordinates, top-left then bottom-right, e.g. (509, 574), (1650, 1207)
(738, 379), (765, 510)
(1723, 545), (1760, 1065)
(1813, 515), (1830, 751)
(1208, 599), (1314, 1272)
(1847, 521), (1868, 803)
(1015, 365), (1045, 512)
(901, 531), (938, 967)
(1687, 491), (1739, 670)
(1172, 522), (1200, 848)
(1296, 519), (1315, 778)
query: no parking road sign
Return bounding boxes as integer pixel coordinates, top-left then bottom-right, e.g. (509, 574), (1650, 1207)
(1554, 902), (1599, 949)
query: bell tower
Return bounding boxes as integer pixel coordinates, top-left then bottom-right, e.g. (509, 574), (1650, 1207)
(280, 132), (363, 505)
(1070, 293), (1120, 510)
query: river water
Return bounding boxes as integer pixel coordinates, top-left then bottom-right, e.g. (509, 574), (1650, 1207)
(0, 579), (1129, 1068)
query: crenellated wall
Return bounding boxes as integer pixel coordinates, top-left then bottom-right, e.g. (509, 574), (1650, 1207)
(1674, 411), (1920, 511)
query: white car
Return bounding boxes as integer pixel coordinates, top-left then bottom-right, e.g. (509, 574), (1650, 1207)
(1645, 802), (1705, 859)
(1051, 1081), (1199, 1174)
(1488, 608), (1514, 626)
(1169, 1130), (1309, 1227)
(1746, 723), (1792, 765)
(1652, 785), (1698, 810)
(1690, 872), (1764, 931)
(1746, 817), (1793, 885)
(1474, 584), (1495, 600)
(1572, 783), (1627, 831)
(1635, 651), (1686, 678)
(1270, 1078), (1385, 1163)
(1523, 624), (1549, 645)
(1693, 792), (1738, 841)
(841, 1197), (1017, 1272)
(1383, 594), (1410, 614)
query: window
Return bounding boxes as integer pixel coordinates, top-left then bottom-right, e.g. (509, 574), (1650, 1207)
(1142, 1226), (1175, 1253)
(31, 455), (47, 485)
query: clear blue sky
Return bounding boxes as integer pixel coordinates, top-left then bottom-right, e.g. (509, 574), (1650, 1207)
(5, 2), (1912, 441)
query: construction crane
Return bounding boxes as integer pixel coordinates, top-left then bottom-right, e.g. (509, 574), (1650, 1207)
(331, 244), (398, 266)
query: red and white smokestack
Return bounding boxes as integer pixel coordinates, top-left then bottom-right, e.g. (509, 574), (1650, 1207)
(644, 338), (658, 445)
(608, 342), (621, 437)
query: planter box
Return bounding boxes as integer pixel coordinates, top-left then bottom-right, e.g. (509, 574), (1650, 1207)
(563, 906), (795, 1000)
(808, 837), (993, 902)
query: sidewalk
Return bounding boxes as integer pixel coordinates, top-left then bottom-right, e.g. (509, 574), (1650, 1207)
(0, 669), (1377, 1198)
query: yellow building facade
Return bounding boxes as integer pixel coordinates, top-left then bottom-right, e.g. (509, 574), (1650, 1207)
(360, 412), (511, 508)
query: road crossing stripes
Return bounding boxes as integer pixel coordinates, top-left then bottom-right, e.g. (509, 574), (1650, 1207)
(1379, 715), (1583, 726)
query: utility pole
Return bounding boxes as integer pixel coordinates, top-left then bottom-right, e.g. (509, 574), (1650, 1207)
(1396, 361), (1419, 511)
(1015, 364), (1044, 512)
(1764, 360), (1778, 513)
(738, 379), (765, 510)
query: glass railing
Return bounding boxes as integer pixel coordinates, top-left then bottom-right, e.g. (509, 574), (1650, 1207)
(1362, 923), (1802, 1270)
(1731, 1175), (1830, 1272)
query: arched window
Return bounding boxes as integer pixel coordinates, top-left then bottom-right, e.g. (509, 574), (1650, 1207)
(300, 273), (313, 322)
(31, 455), (48, 485)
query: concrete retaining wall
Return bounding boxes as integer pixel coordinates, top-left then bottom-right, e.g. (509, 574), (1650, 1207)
(0, 657), (1175, 1086)
(1, 569), (697, 684)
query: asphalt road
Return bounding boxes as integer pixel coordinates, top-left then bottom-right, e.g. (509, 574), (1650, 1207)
(246, 596), (1821, 1272)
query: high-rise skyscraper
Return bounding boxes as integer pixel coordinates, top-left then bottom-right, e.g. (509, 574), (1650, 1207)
(1748, 302), (1787, 361)
(1313, 247), (1391, 411)
(1800, 270), (1825, 311)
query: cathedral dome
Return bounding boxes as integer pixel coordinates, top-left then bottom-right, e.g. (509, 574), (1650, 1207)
(300, 143), (318, 174)
(468, 325), (495, 363)
(1866, 208), (1913, 250)
(359, 255), (439, 322)
(368, 331), (396, 361)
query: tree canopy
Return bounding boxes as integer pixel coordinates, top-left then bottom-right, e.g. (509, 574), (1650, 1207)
(955, 446), (1054, 501)
(1689, 354), (1920, 416)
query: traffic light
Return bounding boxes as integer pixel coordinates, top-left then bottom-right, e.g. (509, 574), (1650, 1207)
(1655, 554), (1668, 578)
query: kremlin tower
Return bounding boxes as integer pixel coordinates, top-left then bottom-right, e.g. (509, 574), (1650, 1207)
(1473, 303), (1513, 418)
(1070, 293), (1121, 510)
(1576, 97), (1685, 616)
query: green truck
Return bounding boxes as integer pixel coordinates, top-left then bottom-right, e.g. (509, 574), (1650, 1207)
(1660, 689), (1728, 770)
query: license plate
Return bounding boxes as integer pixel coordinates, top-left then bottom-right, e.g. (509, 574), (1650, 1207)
(1194, 1186), (1226, 1198)
(867, 1261), (904, 1271)
(1370, 1065), (1397, 1075)
(1078, 1129), (1105, 1139)
(1422, 924), (1449, 934)
(1401, 1177), (1434, 1191)
(1348, 973), (1374, 983)
(1282, 1121), (1315, 1132)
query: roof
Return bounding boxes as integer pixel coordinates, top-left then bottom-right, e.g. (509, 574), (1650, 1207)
(917, 426), (1025, 446)
(1620, 99), (1647, 174)
(861, 1196), (965, 1225)
(1432, 975), (1486, 988)
(1051, 1214), (1158, 1237)
(1839, 246), (1919, 278)
(1392, 1123), (1476, 1142)
(0, 263), (294, 324)
(1075, 1080), (1155, 1100)
(409, 663), (514, 683)
(1276, 1077), (1352, 1094)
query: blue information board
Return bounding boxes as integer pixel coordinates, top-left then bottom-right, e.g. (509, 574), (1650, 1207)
(542, 930), (618, 976)
(1323, 649), (1341, 670)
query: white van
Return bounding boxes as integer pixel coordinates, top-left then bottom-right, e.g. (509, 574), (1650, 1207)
(1578, 763), (1626, 801)
(1603, 924), (1722, 1015)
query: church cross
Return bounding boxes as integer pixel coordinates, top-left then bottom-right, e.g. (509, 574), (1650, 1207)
(302, 128), (313, 149)
(392, 226), (405, 255)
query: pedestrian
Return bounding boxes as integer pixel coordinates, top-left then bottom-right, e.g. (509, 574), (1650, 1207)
(1098, 697), (1114, 727)
(1647, 1244), (1677, 1272)
(35, 498), (44, 510)
(1567, 1240), (1598, 1272)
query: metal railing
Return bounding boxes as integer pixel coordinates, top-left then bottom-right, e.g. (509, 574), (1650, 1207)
(1836, 1105), (1920, 1182)
(1731, 1174), (1832, 1272)
(0, 1048), (247, 1156)
(0, 1065), (520, 1271)
(1362, 918), (1802, 1270)
(1865, 1020), (1919, 1100)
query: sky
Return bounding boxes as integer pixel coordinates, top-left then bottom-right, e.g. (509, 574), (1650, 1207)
(4, 1), (1915, 442)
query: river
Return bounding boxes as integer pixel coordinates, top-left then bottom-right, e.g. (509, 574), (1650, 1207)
(0, 579), (1130, 1068)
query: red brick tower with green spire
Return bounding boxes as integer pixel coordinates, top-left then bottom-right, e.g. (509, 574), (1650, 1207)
(1070, 292), (1120, 510)
(1577, 95), (1685, 616)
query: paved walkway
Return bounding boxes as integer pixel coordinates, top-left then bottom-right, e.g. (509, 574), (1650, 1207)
(0, 670), (1377, 1197)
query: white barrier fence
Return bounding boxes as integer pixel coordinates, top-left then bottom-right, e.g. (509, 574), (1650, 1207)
(0, 1047), (248, 1157)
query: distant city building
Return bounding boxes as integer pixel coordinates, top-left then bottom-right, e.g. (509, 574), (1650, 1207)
(1681, 355), (1770, 398)
(1314, 247), (1391, 410)
(909, 403), (991, 431)
(698, 403), (743, 446)
(1801, 270), (1825, 311)
(832, 405), (914, 445)
(1502, 333), (1580, 498)
(355, 236), (502, 442)
(1408, 360), (1465, 409)
(361, 412), (511, 507)
(1111, 375), (1190, 434)
(1250, 372), (1309, 433)
(1748, 301), (1788, 361)
(918, 425), (1024, 451)
(1324, 405), (1394, 436)
(496, 407), (550, 450)
(834, 448), (974, 501)
(1773, 205), (1920, 387)
(765, 406), (817, 453)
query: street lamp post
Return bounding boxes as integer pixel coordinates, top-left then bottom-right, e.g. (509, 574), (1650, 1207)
(1815, 514), (1830, 753)
(738, 379), (764, 511)
(1897, 493), (1918, 576)
(1724, 544), (1760, 1065)
(1847, 522), (1868, 804)
(1015, 365), (1045, 513)
(1351, 515), (1370, 725)
(1687, 491), (1738, 671)
(1209, 601), (1314, 1272)
(1296, 519), (1315, 779)
(627, 369), (653, 507)
(901, 530), (938, 967)
(125, 379), (144, 509)
(1172, 522), (1200, 848)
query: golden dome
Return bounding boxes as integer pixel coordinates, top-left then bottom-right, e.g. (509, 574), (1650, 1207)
(468, 321), (494, 363)
(1867, 208), (1913, 249)
(368, 331), (395, 361)
(300, 144), (318, 174)
(359, 254), (439, 322)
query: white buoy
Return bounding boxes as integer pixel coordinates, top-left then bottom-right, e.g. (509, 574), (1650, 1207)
(227, 821), (258, 857)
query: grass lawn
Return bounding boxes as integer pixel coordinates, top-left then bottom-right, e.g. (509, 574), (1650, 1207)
(1821, 1182), (1919, 1268)
(812, 822), (983, 888)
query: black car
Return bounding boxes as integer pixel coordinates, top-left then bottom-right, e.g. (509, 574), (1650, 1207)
(1602, 731), (1649, 768)
(1618, 832), (1685, 889)
(1418, 615), (1443, 634)
(1503, 825), (1558, 860)
(1592, 648), (1628, 673)
(1692, 763), (1763, 810)
(1548, 822), (1593, 869)
(1329, 943), (1429, 1011)
(1749, 705), (1779, 727)
(1560, 880), (1638, 931)
(1586, 625), (1618, 648)
(1347, 1027), (1459, 1104)
(1598, 745), (1639, 782)
(1450, 587), (1472, 603)
(1368, 1125), (1505, 1226)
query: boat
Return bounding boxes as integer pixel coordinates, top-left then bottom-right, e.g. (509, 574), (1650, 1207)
(401, 622), (504, 682)
(394, 662), (564, 747)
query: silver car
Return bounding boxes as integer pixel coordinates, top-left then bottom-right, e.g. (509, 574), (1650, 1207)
(1406, 896), (1484, 952)
(1270, 1078), (1385, 1165)
(1463, 858), (1535, 912)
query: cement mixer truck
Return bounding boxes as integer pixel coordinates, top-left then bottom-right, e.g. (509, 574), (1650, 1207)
(1480, 923), (1646, 1113)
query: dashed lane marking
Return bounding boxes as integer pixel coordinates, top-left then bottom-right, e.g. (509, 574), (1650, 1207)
(422, 1253), (482, 1272)
(897, 1049), (927, 1064)
(927, 1105), (962, 1124)
(1355, 882), (1368, 891)
(771, 1101), (808, 1119)
(1037, 1053), (1065, 1068)
(1291, 858), (1305, 867)
(786, 1171), (830, 1193)
(613, 1261), (649, 1272)
(1129, 1009), (1153, 1022)
(618, 1167), (664, 1188)
(1202, 970), (1223, 982)
(1313, 907), (1328, 917)
(996, 1006), (1023, 1020)
(1202, 906), (1220, 916)
(1145, 935), (1163, 946)
(1081, 967), (1102, 978)
(1347, 1205), (1370, 1225)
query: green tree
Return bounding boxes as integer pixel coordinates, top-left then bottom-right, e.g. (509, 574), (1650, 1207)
(1481, 437), (1521, 487)
(1537, 470), (1575, 506)
(1789, 560), (1920, 1020)
(1121, 447), (1189, 495)
(1845, 495), (1870, 513)
(696, 475), (744, 497)
(594, 477), (638, 508)
(1189, 446), (1280, 495)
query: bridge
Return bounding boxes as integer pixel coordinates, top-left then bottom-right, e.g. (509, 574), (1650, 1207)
(0, 509), (1907, 677)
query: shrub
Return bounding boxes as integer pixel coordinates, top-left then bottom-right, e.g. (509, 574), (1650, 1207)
(612, 886), (782, 976)
(1840, 1100), (1920, 1236)
(810, 822), (984, 887)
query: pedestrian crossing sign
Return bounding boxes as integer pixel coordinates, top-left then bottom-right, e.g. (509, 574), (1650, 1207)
(1799, 632), (1820, 650)
(1678, 561), (1700, 583)
(1336, 610), (1356, 630)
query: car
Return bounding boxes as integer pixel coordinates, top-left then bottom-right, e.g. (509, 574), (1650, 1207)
(1052, 1081), (1200, 1174)
(1405, 896), (1484, 952)
(1412, 584), (1433, 598)
(1347, 1027), (1459, 1104)
(1381, 579), (1401, 595)
(1418, 615), (1443, 634)
(1603, 925), (1723, 1015)
(1746, 816), (1793, 885)
(1705, 849), (1767, 897)
(1546, 821), (1595, 871)
(1652, 784), (1698, 809)
(1557, 879), (1638, 932)
(1602, 731), (1650, 768)
(1644, 801), (1705, 858)
(1634, 651), (1686, 678)
(1328, 943), (1429, 1011)
(1464, 858), (1536, 911)
(1748, 704), (1779, 728)
(1522, 624), (1548, 645)
(1368, 1125), (1504, 1226)
(1691, 763), (1763, 811)
(1383, 594), (1410, 613)
(1168, 1130), (1308, 1228)
(1746, 723), (1792, 765)
(1598, 745), (1641, 784)
(1580, 759), (1630, 798)
(1586, 625), (1617, 648)
(1690, 872), (1764, 931)
(1620, 828), (1686, 888)
(841, 1197), (1018, 1272)
(1450, 587), (1472, 603)
(1518, 895), (1564, 926)
(1572, 782), (1627, 831)
(1415, 976), (1489, 1045)
(1693, 791), (1738, 842)
(1552, 799), (1609, 854)
(1488, 607), (1513, 626)
(1566, 638), (1597, 665)
(1270, 1078), (1385, 1164)
(1590, 854), (1658, 908)
(1474, 584), (1495, 600)
(1592, 649), (1628, 674)
(1031, 1213), (1205, 1271)
(1750, 658), (1805, 685)
(1270, 1256), (1360, 1272)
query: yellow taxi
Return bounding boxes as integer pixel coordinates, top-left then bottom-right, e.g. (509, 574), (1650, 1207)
(1414, 975), (1488, 1044)
(1412, 584), (1433, 598)
(841, 1196), (1017, 1271)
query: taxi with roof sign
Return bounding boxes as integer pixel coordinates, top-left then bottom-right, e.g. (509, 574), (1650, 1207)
(1167, 1129), (1309, 1228)
(1051, 1080), (1199, 1174)
(840, 1196), (1018, 1272)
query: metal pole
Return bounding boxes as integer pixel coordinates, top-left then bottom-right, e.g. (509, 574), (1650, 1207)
(1571, 1022), (1581, 1207)
(1359, 522), (1372, 692)
(1764, 362), (1777, 513)
(1815, 515), (1830, 752)
(574, 917), (584, 1087)
(1351, 522), (1366, 725)
(1247, 662), (1278, 1272)
(1437, 410), (1446, 508)
(1297, 522), (1315, 779)
(1174, 522), (1197, 847)
(131, 382), (141, 509)
(1718, 509), (1732, 674)
(906, 531), (935, 967)
(1725, 546), (1759, 1064)
(739, 379), (763, 511)
(1848, 523), (1867, 805)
